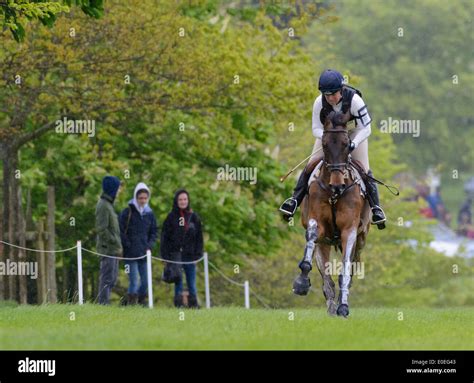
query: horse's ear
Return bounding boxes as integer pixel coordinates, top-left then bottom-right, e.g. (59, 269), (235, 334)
(323, 118), (330, 131)
(324, 111), (335, 130)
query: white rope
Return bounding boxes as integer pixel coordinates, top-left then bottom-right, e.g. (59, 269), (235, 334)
(151, 254), (204, 264)
(1, 239), (275, 308)
(81, 247), (146, 260)
(207, 262), (272, 308)
(0, 240), (77, 253)
(208, 261), (246, 287)
(249, 287), (272, 309)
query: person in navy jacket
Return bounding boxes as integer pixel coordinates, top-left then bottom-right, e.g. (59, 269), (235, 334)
(119, 182), (158, 306)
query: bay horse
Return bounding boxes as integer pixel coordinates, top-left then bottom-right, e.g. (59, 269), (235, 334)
(293, 110), (371, 317)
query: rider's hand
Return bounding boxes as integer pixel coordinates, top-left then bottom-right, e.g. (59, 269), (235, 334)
(348, 141), (356, 152)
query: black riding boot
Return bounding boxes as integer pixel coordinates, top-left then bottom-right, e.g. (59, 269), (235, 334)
(279, 169), (312, 220)
(366, 169), (386, 230)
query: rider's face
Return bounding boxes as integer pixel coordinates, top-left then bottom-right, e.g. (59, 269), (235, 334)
(324, 91), (342, 106)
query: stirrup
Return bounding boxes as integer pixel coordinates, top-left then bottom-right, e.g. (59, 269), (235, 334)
(279, 197), (298, 216)
(371, 205), (386, 225)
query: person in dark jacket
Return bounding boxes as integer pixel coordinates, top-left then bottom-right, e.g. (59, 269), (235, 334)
(96, 176), (123, 305)
(119, 182), (158, 306)
(458, 197), (472, 226)
(161, 189), (203, 308)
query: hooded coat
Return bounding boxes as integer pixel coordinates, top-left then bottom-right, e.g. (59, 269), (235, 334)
(119, 182), (158, 260)
(160, 189), (203, 262)
(96, 176), (123, 255)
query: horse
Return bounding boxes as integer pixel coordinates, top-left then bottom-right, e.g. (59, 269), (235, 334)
(293, 110), (371, 317)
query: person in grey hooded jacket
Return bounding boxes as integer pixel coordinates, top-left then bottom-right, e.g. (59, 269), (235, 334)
(119, 182), (158, 306)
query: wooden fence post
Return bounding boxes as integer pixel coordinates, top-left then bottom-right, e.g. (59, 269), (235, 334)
(46, 186), (57, 303)
(37, 220), (47, 304)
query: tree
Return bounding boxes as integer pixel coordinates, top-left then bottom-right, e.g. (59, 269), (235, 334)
(1, 0), (323, 302)
(0, 0), (104, 42)
(305, 0), (473, 174)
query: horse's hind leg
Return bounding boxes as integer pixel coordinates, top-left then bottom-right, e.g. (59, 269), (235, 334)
(315, 243), (337, 315)
(353, 229), (367, 264)
(293, 218), (318, 296)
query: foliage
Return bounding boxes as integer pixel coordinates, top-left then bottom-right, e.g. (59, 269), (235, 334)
(1, 0), (321, 300)
(305, 0), (474, 174)
(0, 0), (103, 42)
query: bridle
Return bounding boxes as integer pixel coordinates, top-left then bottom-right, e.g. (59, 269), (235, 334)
(317, 126), (355, 247)
(322, 128), (351, 174)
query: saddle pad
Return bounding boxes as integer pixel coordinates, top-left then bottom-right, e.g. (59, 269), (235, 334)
(308, 160), (366, 197)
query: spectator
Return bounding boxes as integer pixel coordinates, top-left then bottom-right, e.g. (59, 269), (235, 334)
(161, 189), (203, 309)
(457, 198), (474, 238)
(96, 176), (123, 305)
(457, 211), (474, 238)
(458, 198), (472, 226)
(424, 186), (451, 226)
(119, 182), (158, 306)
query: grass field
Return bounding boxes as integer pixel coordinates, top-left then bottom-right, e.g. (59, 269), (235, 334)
(0, 304), (473, 350)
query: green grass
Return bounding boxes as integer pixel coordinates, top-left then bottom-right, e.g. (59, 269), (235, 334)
(0, 305), (473, 350)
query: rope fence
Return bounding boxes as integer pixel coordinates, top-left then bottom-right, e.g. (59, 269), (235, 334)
(0, 239), (254, 310)
(208, 261), (250, 309)
(151, 254), (205, 264)
(5, 238), (432, 310)
(0, 240), (78, 253)
(81, 247), (147, 260)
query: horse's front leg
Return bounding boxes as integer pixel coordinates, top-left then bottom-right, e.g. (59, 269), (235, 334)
(293, 218), (318, 295)
(337, 226), (357, 317)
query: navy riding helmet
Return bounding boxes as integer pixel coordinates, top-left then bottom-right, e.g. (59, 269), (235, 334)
(318, 69), (344, 94)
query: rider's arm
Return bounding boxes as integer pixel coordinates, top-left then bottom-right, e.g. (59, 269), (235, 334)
(350, 94), (372, 147)
(311, 95), (323, 139)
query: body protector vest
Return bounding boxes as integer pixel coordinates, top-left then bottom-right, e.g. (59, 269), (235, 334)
(320, 85), (362, 126)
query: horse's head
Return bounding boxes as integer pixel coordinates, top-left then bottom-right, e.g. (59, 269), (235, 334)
(322, 110), (351, 196)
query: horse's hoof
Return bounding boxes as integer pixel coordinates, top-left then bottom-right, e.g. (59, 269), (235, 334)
(336, 304), (350, 318)
(327, 301), (337, 316)
(293, 275), (311, 296)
